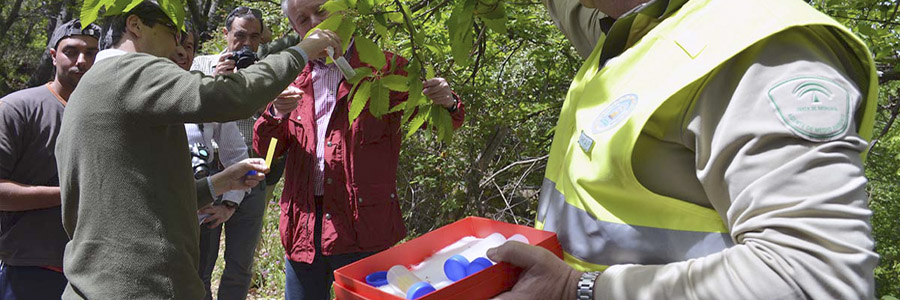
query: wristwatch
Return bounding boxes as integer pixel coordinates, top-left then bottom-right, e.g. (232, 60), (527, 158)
(446, 96), (460, 113)
(222, 200), (238, 209)
(577, 271), (601, 300)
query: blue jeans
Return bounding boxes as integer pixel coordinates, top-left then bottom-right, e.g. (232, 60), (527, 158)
(0, 263), (67, 300)
(283, 197), (375, 300)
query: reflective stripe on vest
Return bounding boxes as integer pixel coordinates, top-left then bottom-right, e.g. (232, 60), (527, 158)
(539, 0), (878, 272)
(537, 178), (733, 266)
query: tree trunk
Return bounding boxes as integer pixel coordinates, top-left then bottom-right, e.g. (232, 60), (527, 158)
(206, 0), (221, 29)
(186, 0), (209, 39)
(0, 0), (25, 39)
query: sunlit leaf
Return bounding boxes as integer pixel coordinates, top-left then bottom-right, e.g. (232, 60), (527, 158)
(406, 107), (429, 138)
(356, 36), (386, 69)
(382, 75), (409, 91)
(349, 81), (372, 124)
(336, 15), (357, 51)
(322, 0), (349, 13)
(369, 82), (390, 117)
(348, 67), (374, 85)
(447, 0), (476, 66)
(80, 0), (107, 28)
(157, 0), (186, 30)
(307, 14), (343, 38)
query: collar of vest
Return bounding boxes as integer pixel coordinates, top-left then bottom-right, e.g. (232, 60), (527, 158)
(599, 0), (688, 65)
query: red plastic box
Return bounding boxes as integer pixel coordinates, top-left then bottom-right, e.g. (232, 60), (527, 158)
(333, 217), (563, 300)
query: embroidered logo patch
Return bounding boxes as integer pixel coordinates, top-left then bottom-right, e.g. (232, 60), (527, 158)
(591, 94), (638, 134)
(767, 77), (851, 142)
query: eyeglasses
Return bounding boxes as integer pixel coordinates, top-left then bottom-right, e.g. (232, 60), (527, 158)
(157, 19), (183, 46)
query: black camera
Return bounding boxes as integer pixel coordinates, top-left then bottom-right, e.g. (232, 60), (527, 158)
(189, 143), (211, 179)
(229, 46), (258, 69)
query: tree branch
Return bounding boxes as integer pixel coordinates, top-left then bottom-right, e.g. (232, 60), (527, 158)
(870, 93), (900, 151)
(479, 155), (549, 188)
(422, 0), (452, 22)
(394, 0), (427, 77)
(881, 69), (900, 84)
(830, 14), (900, 27)
(0, 0), (25, 40)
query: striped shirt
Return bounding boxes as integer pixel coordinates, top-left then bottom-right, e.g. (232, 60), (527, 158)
(310, 60), (343, 196)
(184, 123), (249, 204)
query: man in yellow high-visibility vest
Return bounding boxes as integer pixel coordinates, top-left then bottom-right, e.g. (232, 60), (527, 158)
(487, 0), (880, 299)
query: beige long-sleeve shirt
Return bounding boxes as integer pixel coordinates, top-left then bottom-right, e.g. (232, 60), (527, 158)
(546, 0), (878, 299)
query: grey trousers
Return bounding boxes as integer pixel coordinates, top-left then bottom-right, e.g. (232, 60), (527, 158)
(198, 181), (267, 300)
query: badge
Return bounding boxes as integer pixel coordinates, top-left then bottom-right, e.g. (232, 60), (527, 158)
(578, 131), (594, 153)
(767, 76), (852, 142)
(591, 94), (638, 134)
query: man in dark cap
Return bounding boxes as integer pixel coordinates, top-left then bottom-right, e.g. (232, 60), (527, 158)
(54, 0), (340, 299)
(0, 18), (100, 300)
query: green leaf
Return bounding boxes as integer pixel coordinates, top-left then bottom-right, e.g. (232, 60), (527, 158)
(482, 17), (507, 35)
(430, 104), (454, 142)
(477, 0), (505, 19)
(349, 81), (372, 124)
(355, 36), (386, 70)
(406, 107), (429, 138)
(357, 0), (374, 14)
(382, 75), (409, 91)
(374, 13), (388, 27)
(374, 22), (390, 40)
(369, 82), (390, 117)
(121, 0), (144, 14)
(156, 0), (186, 30)
(347, 67), (374, 85)
(102, 0), (138, 17)
(80, 0), (107, 28)
(389, 101), (406, 113)
(386, 12), (404, 23)
(322, 0), (349, 13)
(308, 14), (343, 38)
(425, 65), (435, 79)
(336, 15), (357, 51)
(446, 0), (476, 67)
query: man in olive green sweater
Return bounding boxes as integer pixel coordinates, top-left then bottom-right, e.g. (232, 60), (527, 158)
(54, 2), (340, 299)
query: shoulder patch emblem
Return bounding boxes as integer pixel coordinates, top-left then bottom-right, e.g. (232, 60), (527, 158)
(591, 94), (638, 134)
(767, 77), (851, 142)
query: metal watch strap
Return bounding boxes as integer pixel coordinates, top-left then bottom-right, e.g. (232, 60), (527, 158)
(577, 271), (601, 300)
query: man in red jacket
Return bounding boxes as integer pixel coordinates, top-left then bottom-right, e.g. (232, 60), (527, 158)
(256, 0), (466, 298)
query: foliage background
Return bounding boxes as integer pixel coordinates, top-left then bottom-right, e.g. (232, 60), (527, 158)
(0, 0), (898, 298)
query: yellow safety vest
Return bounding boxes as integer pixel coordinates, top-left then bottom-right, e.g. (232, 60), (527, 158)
(536, 0), (878, 271)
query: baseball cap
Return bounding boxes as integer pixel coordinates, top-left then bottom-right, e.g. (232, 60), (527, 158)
(48, 19), (102, 50)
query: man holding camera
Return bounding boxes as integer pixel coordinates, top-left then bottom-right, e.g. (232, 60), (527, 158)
(55, 0), (342, 298)
(0, 19), (100, 300)
(188, 7), (269, 300)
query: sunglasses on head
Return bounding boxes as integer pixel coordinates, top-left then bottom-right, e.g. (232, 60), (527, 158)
(228, 6), (263, 21)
